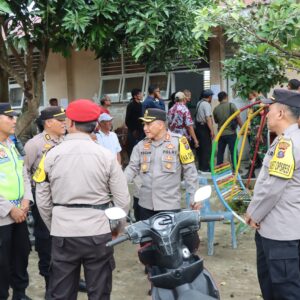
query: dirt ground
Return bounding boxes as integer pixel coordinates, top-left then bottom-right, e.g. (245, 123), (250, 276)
(22, 222), (261, 300)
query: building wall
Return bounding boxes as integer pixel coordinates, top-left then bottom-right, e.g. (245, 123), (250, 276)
(44, 52), (69, 104)
(44, 43), (225, 129)
(45, 50), (100, 107)
(67, 50), (100, 101)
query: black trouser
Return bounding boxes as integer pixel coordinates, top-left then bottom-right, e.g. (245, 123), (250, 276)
(0, 222), (31, 300)
(195, 123), (212, 171)
(127, 131), (144, 159)
(217, 134), (237, 166)
(138, 205), (200, 253)
(133, 196), (140, 222)
(255, 231), (300, 300)
(49, 234), (114, 300)
(32, 192), (52, 283)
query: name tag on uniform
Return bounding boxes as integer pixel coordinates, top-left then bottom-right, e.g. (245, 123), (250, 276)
(269, 138), (294, 179)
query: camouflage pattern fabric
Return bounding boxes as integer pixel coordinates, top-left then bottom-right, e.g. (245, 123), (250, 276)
(249, 105), (268, 163)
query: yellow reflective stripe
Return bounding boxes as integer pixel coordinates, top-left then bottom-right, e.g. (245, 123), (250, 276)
(33, 153), (47, 182)
(179, 137), (194, 164)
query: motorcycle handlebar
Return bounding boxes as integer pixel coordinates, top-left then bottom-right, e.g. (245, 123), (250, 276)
(106, 235), (129, 247)
(200, 215), (225, 222)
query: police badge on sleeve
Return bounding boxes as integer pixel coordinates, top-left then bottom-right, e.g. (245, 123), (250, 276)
(269, 138), (295, 179)
(179, 137), (194, 164)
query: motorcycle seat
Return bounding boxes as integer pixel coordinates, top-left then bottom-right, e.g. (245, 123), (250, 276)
(178, 290), (218, 300)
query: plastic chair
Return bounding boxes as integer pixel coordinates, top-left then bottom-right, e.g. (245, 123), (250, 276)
(185, 176), (237, 256)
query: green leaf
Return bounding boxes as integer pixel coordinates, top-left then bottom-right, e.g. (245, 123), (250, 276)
(0, 1), (12, 14)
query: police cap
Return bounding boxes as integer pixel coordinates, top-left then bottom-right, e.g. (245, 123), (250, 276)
(40, 106), (66, 121)
(201, 89), (214, 98)
(66, 99), (101, 122)
(139, 108), (166, 123)
(262, 89), (300, 108)
(0, 103), (18, 117)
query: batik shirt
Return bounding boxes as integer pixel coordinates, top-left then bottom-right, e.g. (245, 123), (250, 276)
(167, 103), (194, 140)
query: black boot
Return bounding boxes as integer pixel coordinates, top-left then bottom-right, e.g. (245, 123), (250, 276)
(12, 292), (32, 300)
(44, 276), (50, 300)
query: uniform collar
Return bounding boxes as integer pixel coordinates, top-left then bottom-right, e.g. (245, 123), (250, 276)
(43, 130), (63, 144)
(151, 130), (172, 147)
(0, 138), (13, 148)
(283, 123), (299, 136)
(64, 132), (92, 141)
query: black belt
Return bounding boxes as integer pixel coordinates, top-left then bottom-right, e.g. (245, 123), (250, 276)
(53, 203), (111, 210)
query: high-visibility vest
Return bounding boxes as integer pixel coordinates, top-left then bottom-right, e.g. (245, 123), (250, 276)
(0, 140), (24, 204)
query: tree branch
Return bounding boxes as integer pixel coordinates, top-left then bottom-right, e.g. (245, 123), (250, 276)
(0, 56), (25, 89)
(228, 15), (300, 58)
(7, 40), (26, 70)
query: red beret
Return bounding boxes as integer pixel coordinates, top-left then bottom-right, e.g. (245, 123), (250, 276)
(66, 99), (101, 122)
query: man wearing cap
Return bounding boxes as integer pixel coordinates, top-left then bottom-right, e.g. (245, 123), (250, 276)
(246, 89), (300, 300)
(287, 78), (300, 91)
(195, 89), (214, 172)
(96, 113), (122, 164)
(35, 99), (130, 300)
(0, 103), (33, 300)
(125, 108), (199, 222)
(167, 91), (199, 148)
(24, 106), (66, 296)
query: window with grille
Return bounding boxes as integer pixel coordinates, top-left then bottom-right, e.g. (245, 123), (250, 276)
(99, 52), (210, 103)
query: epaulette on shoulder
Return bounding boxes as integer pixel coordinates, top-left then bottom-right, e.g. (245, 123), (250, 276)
(170, 132), (182, 139)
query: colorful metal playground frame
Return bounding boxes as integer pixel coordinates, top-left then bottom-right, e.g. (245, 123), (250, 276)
(210, 101), (269, 224)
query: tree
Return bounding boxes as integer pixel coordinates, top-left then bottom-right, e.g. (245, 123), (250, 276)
(193, 0), (300, 97)
(0, 0), (208, 137)
(223, 45), (287, 99)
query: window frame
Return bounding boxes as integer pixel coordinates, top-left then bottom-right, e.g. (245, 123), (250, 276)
(120, 73), (146, 102)
(9, 83), (25, 109)
(99, 56), (210, 103)
(146, 72), (171, 100)
(99, 75), (123, 103)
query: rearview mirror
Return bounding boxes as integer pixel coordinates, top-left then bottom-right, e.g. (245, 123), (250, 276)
(104, 207), (127, 220)
(194, 185), (212, 203)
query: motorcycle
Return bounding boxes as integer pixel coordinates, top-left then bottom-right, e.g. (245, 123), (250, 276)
(105, 186), (224, 300)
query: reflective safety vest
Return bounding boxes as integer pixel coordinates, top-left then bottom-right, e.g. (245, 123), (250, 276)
(0, 140), (24, 204)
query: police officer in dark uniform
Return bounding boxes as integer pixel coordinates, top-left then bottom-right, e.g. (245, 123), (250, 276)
(246, 89), (300, 300)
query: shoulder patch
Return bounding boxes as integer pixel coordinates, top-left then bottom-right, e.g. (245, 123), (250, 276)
(179, 136), (194, 164)
(269, 138), (294, 179)
(33, 153), (47, 183)
(32, 145), (56, 183)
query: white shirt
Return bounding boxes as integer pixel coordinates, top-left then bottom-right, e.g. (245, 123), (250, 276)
(96, 130), (122, 155)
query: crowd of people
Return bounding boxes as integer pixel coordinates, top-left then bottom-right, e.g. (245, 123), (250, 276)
(1, 79), (300, 300)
